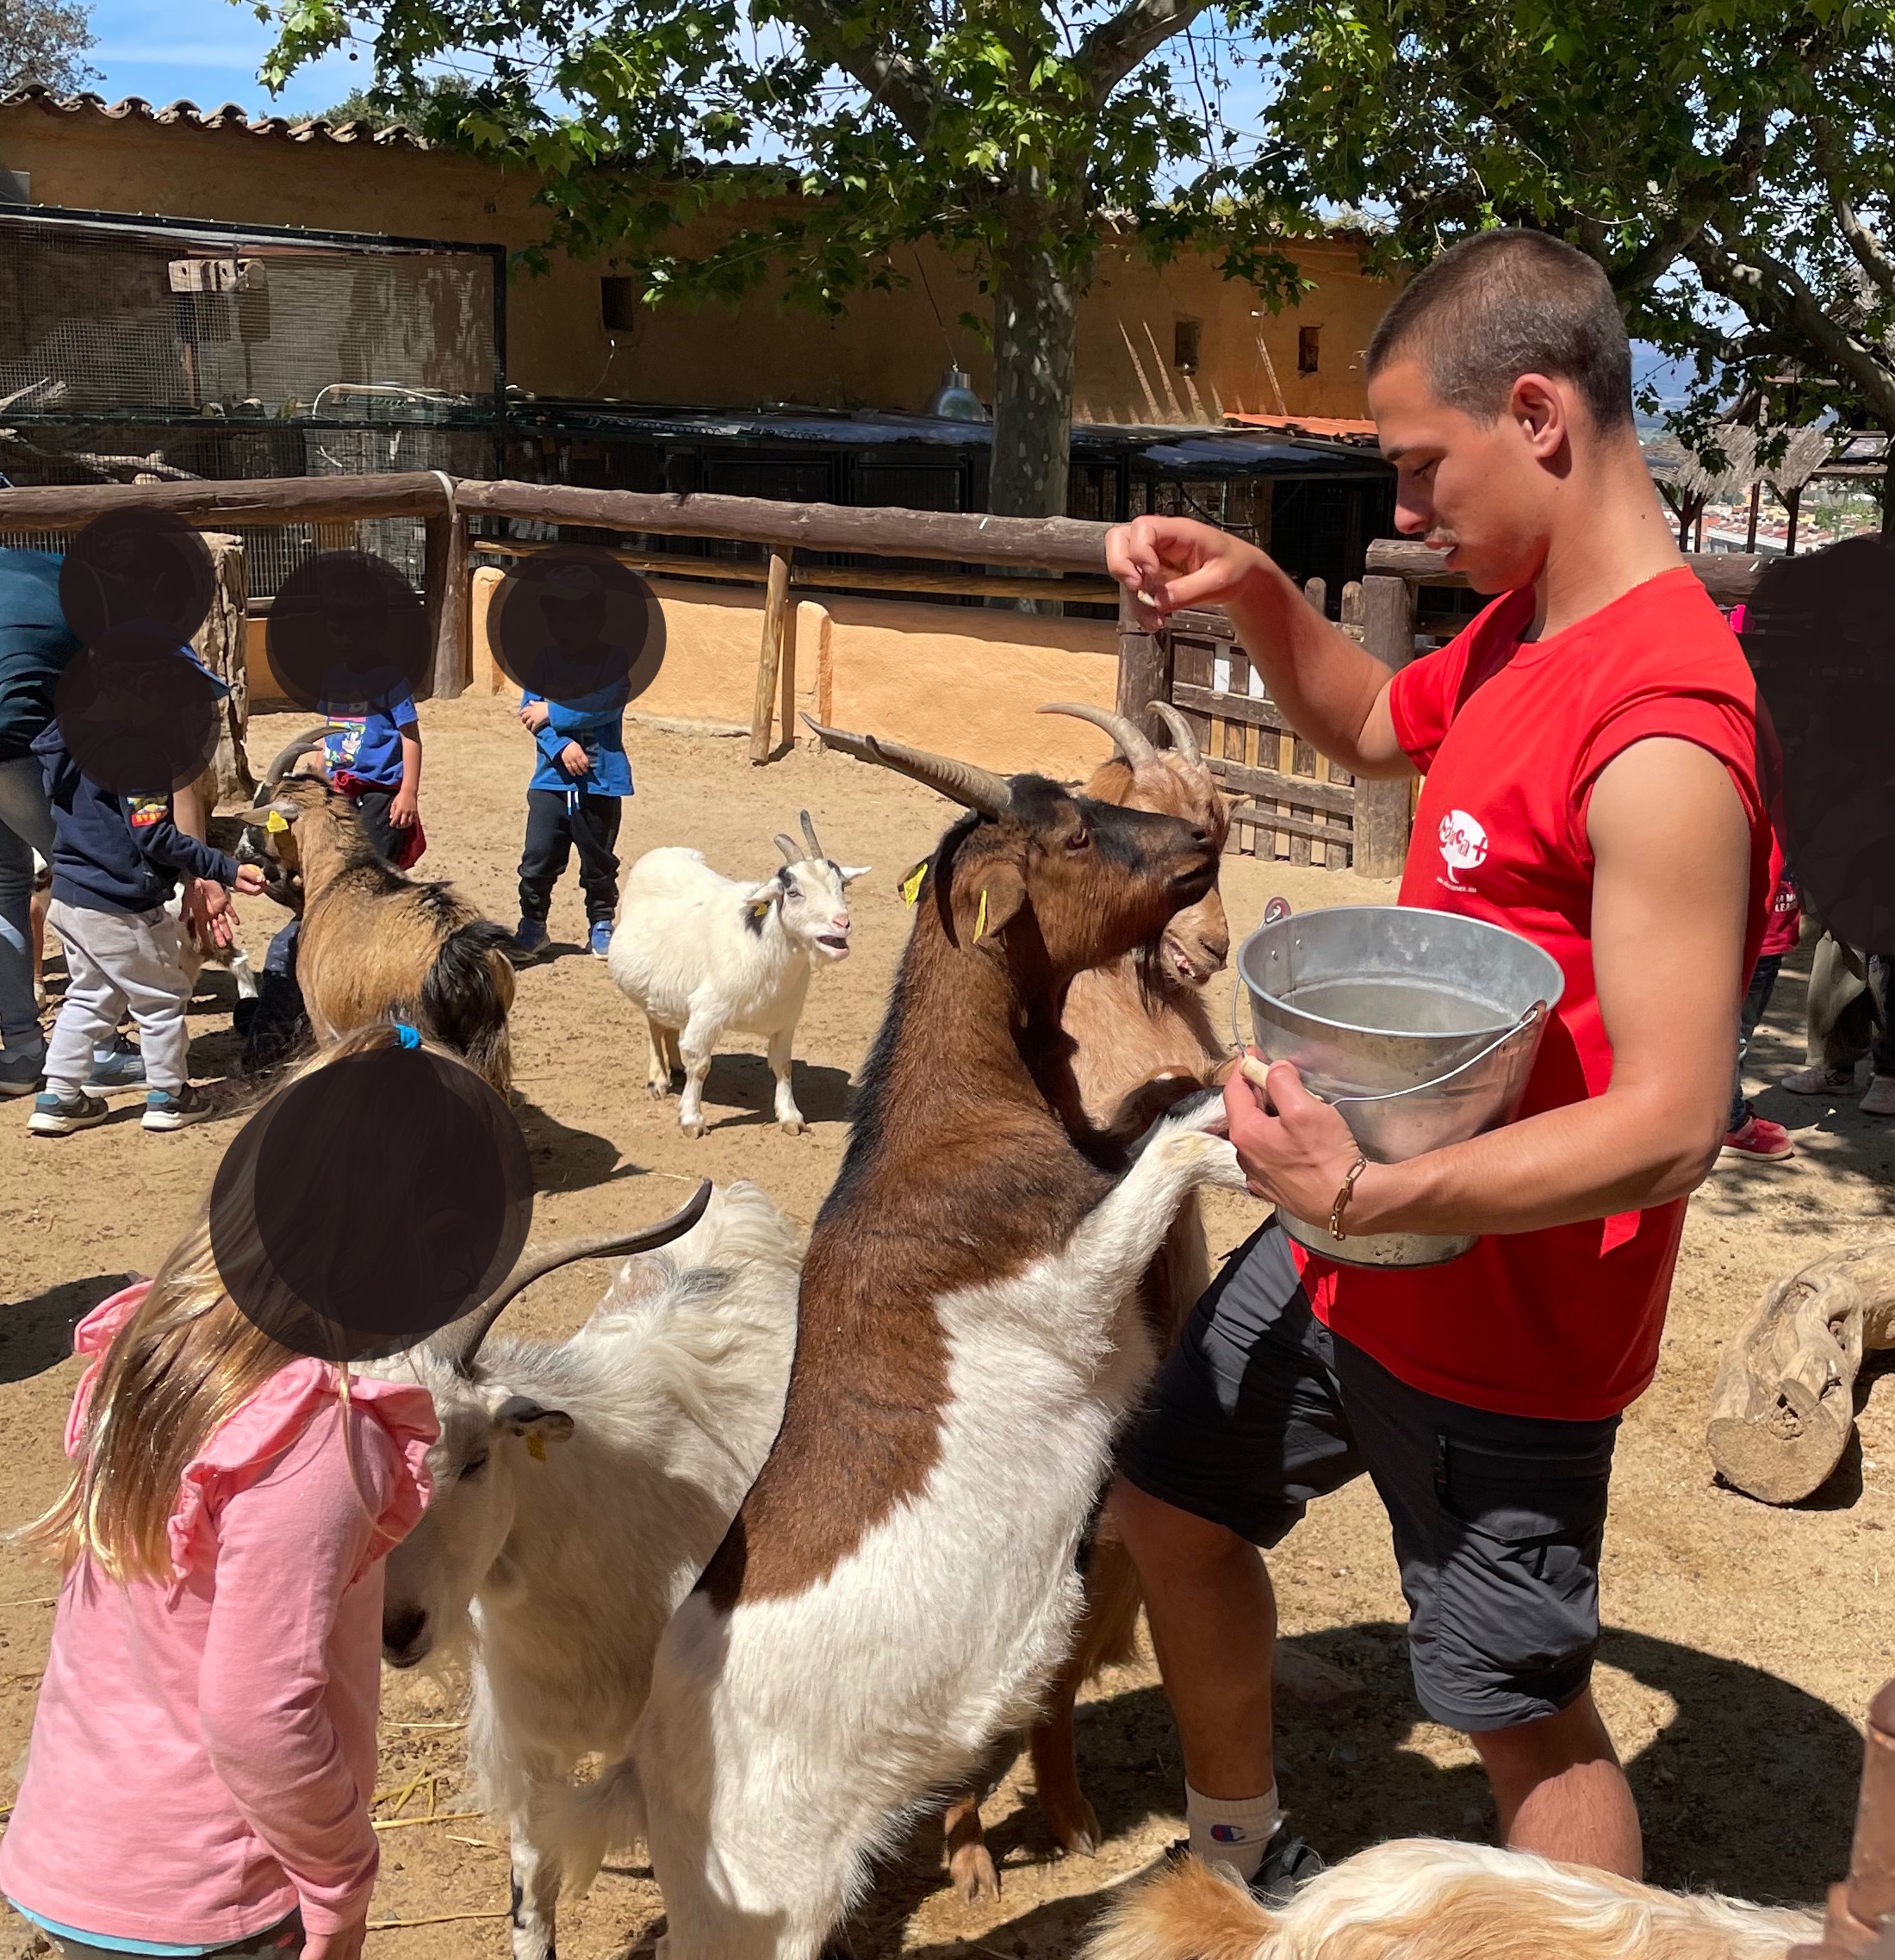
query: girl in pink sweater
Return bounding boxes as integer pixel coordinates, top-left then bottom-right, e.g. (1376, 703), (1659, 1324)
(1, 1025), (440, 1959)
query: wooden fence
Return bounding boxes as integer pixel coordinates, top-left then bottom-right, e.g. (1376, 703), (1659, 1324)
(0, 473), (1780, 874)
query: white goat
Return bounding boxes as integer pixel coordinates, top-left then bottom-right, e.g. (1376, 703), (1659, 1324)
(607, 811), (867, 1136)
(378, 1179), (800, 1960)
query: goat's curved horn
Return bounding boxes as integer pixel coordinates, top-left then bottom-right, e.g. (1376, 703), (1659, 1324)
(1037, 701), (1159, 772)
(799, 809), (824, 861)
(1146, 700), (1202, 768)
(432, 1179), (713, 1375)
(774, 833), (800, 863)
(801, 715), (1013, 818)
(260, 726), (343, 792)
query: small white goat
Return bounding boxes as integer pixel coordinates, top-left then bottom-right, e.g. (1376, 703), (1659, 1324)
(378, 1179), (800, 1960)
(606, 811), (867, 1136)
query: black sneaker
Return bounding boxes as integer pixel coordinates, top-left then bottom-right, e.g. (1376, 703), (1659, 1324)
(1155, 1824), (1326, 1908)
(142, 1083), (216, 1132)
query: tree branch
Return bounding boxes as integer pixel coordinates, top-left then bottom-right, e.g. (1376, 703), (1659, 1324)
(770, 0), (941, 141)
(1077, 0), (1208, 103)
(1691, 231), (1895, 426)
(1811, 111), (1895, 302)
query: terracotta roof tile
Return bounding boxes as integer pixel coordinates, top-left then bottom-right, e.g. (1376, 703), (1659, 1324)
(0, 85), (429, 148)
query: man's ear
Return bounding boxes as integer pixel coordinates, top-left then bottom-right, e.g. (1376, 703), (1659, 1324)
(952, 861), (1028, 948)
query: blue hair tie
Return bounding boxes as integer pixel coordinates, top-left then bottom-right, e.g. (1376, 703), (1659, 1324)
(393, 1022), (421, 1050)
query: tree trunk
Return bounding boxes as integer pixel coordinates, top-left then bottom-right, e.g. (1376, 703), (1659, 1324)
(1706, 1242), (1895, 1504)
(989, 213), (1082, 521)
(190, 532), (253, 810)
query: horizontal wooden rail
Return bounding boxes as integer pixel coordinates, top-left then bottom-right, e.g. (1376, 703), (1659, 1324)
(1364, 536), (1768, 606)
(471, 537), (1119, 603)
(0, 472), (452, 530)
(458, 478), (1112, 571)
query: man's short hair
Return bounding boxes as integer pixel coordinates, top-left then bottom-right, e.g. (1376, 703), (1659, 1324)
(1365, 230), (1635, 432)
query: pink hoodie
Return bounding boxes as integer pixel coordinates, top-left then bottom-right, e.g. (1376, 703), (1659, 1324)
(0, 1285), (438, 1947)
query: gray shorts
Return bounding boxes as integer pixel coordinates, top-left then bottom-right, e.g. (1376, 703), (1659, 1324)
(1121, 1222), (1619, 1733)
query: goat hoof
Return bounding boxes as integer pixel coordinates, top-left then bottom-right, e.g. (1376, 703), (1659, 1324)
(680, 1118), (706, 1139)
(645, 1080), (670, 1099)
(1048, 1797), (1101, 1859)
(949, 1840), (1001, 1905)
(780, 1117), (806, 1136)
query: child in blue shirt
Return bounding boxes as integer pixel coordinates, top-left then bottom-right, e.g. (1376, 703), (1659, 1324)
(317, 681), (423, 867)
(512, 563), (633, 959)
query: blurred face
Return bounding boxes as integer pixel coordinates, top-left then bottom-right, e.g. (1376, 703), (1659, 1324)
(1367, 357), (1575, 596)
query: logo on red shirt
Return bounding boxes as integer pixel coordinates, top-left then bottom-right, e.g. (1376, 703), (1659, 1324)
(1437, 808), (1488, 892)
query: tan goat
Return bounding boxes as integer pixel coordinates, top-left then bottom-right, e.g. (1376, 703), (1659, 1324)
(943, 698), (1234, 1900)
(1083, 1840), (1820, 1960)
(240, 734), (515, 1091)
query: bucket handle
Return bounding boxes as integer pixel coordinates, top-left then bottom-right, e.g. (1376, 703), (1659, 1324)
(1229, 982), (1549, 1109)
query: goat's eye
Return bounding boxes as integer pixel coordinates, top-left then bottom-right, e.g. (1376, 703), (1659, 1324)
(1066, 826), (1090, 852)
(460, 1453), (490, 1481)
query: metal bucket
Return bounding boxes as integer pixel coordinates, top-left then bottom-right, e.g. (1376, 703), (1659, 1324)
(1236, 905), (1565, 1268)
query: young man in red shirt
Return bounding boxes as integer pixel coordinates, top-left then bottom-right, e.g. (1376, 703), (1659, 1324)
(1106, 231), (1769, 1893)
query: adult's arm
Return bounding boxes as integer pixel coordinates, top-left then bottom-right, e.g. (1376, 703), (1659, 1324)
(197, 1409), (393, 1939)
(1226, 737), (1752, 1233)
(1106, 514), (1413, 780)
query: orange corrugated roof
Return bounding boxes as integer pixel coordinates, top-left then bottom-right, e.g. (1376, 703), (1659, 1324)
(1227, 412), (1380, 440)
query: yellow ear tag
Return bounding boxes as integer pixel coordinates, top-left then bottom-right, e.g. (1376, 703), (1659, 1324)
(265, 810), (289, 834)
(900, 861), (928, 906)
(525, 1430), (547, 1463)
(975, 887), (989, 939)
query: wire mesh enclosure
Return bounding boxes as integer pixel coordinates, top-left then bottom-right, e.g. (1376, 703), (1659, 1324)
(0, 207), (505, 594)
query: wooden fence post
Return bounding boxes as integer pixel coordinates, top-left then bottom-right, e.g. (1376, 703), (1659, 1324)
(1352, 572), (1416, 880)
(1115, 584), (1166, 722)
(423, 507), (470, 701)
(751, 549), (792, 763)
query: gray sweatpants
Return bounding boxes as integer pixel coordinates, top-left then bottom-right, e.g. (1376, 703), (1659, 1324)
(44, 899), (190, 1094)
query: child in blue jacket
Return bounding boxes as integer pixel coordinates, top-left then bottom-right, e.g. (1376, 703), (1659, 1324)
(514, 674), (631, 959)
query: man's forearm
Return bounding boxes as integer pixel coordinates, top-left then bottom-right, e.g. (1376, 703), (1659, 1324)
(1220, 561), (1410, 780)
(1347, 1086), (1722, 1238)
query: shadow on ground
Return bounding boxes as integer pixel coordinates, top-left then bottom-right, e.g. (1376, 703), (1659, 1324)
(695, 1055), (856, 1133)
(515, 1098), (637, 1192)
(861, 1623), (1856, 1958)
(0, 1273), (135, 1384)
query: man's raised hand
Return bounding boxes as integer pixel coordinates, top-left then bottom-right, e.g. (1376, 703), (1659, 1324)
(1105, 514), (1271, 625)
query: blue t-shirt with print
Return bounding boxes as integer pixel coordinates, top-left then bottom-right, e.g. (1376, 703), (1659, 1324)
(317, 684), (417, 789)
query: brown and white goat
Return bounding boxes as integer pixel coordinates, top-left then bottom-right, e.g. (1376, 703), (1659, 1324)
(1084, 1840), (1820, 1960)
(239, 732), (515, 1090)
(556, 724), (1251, 1958)
(944, 699), (1234, 1895)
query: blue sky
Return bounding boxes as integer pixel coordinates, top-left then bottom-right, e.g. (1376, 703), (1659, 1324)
(85, 0), (362, 117)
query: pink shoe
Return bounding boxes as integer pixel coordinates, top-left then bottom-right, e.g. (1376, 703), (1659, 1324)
(1722, 1115), (1795, 1160)
(1862, 1076), (1895, 1118)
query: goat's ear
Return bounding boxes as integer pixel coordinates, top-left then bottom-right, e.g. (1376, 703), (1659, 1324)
(238, 801), (300, 831)
(954, 860), (1028, 948)
(837, 863), (872, 886)
(493, 1394), (575, 1455)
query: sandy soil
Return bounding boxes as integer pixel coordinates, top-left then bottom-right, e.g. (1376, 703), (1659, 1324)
(1, 690), (1890, 1957)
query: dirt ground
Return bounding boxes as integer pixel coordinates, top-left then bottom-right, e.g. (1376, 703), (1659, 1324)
(1, 690), (1890, 1957)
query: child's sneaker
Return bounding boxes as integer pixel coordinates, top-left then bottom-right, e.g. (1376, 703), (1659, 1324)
(1862, 1075), (1895, 1118)
(589, 919), (613, 959)
(85, 1036), (147, 1093)
(1781, 1062), (1856, 1095)
(142, 1084), (215, 1131)
(1722, 1114), (1794, 1160)
(513, 918), (549, 961)
(28, 1088), (109, 1135)
(0, 1045), (46, 1098)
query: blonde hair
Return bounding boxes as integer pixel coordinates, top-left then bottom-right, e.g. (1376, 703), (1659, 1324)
(27, 1022), (457, 1583)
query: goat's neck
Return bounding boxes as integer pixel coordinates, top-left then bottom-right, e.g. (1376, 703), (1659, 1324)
(296, 805), (378, 901)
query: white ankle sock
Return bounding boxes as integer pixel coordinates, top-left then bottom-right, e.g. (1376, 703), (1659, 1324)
(1184, 1781), (1283, 1882)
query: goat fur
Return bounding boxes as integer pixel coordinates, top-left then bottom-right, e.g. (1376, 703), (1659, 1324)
(378, 1180), (800, 1960)
(1083, 1842), (1821, 1960)
(247, 778), (514, 1089)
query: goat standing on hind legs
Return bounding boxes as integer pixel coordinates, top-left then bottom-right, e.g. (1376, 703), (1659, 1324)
(554, 725), (1251, 1960)
(942, 698), (1234, 1901)
(238, 732), (516, 1091)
